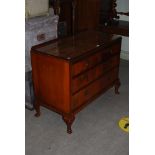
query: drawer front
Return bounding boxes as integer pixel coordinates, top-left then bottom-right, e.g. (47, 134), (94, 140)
(72, 55), (120, 93)
(72, 50), (111, 77)
(72, 68), (118, 110)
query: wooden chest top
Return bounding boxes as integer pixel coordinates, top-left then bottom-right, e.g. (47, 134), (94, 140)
(32, 31), (121, 60)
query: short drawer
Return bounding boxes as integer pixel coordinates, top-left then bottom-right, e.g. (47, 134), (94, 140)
(72, 68), (118, 110)
(72, 50), (111, 77)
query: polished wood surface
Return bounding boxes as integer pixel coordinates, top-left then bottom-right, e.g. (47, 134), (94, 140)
(31, 55), (71, 114)
(31, 30), (122, 134)
(72, 55), (119, 93)
(33, 31), (121, 60)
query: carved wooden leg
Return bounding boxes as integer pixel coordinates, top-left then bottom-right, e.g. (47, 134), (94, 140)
(62, 114), (75, 134)
(34, 99), (41, 117)
(115, 78), (121, 94)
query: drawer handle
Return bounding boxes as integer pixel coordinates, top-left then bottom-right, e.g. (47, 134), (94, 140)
(85, 61), (89, 68)
(85, 63), (89, 67)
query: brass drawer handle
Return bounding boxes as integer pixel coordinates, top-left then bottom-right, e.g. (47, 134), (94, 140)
(84, 60), (90, 68)
(85, 62), (89, 67)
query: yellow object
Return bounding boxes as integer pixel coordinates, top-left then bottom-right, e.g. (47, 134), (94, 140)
(118, 117), (129, 133)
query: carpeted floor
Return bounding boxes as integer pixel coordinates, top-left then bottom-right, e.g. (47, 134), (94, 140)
(25, 59), (129, 155)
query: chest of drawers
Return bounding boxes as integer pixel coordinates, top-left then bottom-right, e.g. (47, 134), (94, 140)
(31, 31), (122, 134)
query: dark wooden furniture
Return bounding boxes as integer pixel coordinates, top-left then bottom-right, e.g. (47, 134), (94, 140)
(99, 0), (129, 36)
(99, 20), (129, 36)
(74, 0), (100, 33)
(53, 0), (101, 37)
(53, 0), (129, 37)
(31, 31), (122, 134)
(54, 0), (74, 37)
(99, 0), (119, 24)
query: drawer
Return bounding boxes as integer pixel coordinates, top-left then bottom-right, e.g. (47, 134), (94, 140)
(72, 50), (111, 77)
(72, 68), (118, 110)
(72, 59), (111, 93)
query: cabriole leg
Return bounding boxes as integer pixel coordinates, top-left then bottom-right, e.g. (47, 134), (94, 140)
(62, 114), (75, 134)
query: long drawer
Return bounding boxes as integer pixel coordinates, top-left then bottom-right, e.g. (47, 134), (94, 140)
(72, 55), (120, 93)
(72, 67), (118, 110)
(72, 50), (110, 77)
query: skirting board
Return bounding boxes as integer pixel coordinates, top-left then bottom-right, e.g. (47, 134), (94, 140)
(120, 50), (129, 61)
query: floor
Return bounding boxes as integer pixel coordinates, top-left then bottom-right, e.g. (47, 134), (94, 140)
(25, 59), (129, 155)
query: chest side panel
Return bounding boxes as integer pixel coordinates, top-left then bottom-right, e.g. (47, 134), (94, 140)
(31, 53), (71, 114)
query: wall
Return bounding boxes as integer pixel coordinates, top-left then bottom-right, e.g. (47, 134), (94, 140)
(116, 0), (129, 60)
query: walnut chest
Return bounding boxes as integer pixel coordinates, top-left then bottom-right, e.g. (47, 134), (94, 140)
(31, 31), (122, 134)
